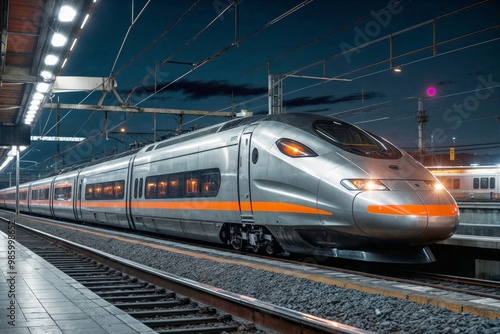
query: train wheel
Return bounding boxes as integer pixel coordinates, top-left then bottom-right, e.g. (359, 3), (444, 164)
(231, 237), (243, 251)
(265, 242), (275, 255)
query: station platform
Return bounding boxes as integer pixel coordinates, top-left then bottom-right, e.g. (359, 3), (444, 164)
(0, 231), (157, 334)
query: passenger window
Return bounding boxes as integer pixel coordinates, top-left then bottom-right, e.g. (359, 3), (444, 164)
(473, 178), (479, 189)
(185, 172), (199, 197)
(158, 176), (168, 198)
(168, 174), (183, 198)
(55, 186), (71, 200)
(145, 176), (158, 199)
(94, 184), (103, 199)
(201, 170), (220, 196)
(85, 184), (94, 200)
(103, 183), (113, 199)
(134, 179), (138, 199)
(452, 179), (460, 189)
(114, 181), (124, 199)
(490, 177), (495, 189)
(139, 178), (143, 198)
(481, 177), (489, 189)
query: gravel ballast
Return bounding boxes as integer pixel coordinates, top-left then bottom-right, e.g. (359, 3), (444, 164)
(11, 218), (500, 334)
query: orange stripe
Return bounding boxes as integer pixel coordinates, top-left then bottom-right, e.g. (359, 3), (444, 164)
(426, 204), (459, 216)
(131, 201), (239, 211)
(252, 202), (332, 216)
(13, 199), (330, 216)
(80, 200), (332, 216)
(367, 204), (458, 216)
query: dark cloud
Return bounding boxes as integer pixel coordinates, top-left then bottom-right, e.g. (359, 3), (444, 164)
(436, 80), (455, 86)
(130, 79), (267, 100)
(284, 92), (384, 108)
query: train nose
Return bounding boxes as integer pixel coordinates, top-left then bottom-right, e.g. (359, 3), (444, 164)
(352, 180), (459, 242)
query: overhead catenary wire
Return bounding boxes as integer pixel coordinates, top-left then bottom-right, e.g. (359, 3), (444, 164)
(133, 0), (314, 107)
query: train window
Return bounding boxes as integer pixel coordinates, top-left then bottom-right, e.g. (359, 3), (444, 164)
(134, 179), (138, 199)
(31, 190), (38, 200)
(452, 179), (460, 189)
(185, 172), (199, 197)
(94, 184), (103, 199)
(141, 169), (220, 199)
(85, 185), (94, 200)
(473, 178), (479, 189)
(168, 174), (183, 198)
(103, 183), (114, 199)
(85, 180), (125, 200)
(490, 178), (495, 189)
(114, 181), (124, 199)
(139, 178), (144, 198)
(314, 120), (402, 159)
(145, 176), (158, 199)
(443, 178), (452, 189)
(55, 186), (72, 201)
(41, 188), (49, 200)
(20, 190), (27, 200)
(481, 177), (489, 189)
(201, 170), (220, 196)
(158, 176), (168, 198)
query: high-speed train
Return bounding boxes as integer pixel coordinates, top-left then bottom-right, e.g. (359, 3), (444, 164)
(0, 113), (459, 263)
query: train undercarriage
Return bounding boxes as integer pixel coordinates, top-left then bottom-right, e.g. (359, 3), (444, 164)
(222, 223), (281, 255)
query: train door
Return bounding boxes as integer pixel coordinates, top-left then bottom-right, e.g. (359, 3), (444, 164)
(75, 173), (83, 221)
(49, 178), (55, 217)
(238, 125), (257, 223)
(126, 156), (136, 229)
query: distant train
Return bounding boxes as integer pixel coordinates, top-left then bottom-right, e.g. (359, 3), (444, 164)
(428, 166), (500, 201)
(0, 113), (459, 263)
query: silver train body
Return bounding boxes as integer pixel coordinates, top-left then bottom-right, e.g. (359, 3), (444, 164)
(0, 113), (459, 263)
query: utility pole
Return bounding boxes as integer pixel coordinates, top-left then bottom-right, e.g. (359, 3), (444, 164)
(417, 97), (429, 159)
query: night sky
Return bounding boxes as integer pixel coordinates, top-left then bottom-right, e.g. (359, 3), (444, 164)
(19, 0), (500, 175)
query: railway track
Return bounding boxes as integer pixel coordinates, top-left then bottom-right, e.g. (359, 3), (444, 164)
(398, 271), (500, 300)
(0, 218), (369, 334)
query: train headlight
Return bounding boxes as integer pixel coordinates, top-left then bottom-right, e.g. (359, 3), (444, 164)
(426, 180), (445, 190)
(276, 139), (317, 158)
(341, 179), (389, 191)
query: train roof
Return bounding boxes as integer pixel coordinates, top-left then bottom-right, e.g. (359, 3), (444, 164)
(138, 113), (347, 154)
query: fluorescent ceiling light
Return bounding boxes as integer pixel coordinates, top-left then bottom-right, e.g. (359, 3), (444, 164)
(36, 82), (50, 93)
(59, 5), (77, 22)
(70, 38), (78, 51)
(45, 54), (59, 65)
(27, 110), (37, 115)
(81, 14), (90, 29)
(51, 33), (67, 47)
(28, 105), (38, 111)
(32, 92), (45, 100)
(40, 71), (54, 80)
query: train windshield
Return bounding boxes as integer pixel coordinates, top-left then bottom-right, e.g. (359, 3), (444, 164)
(313, 120), (402, 159)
